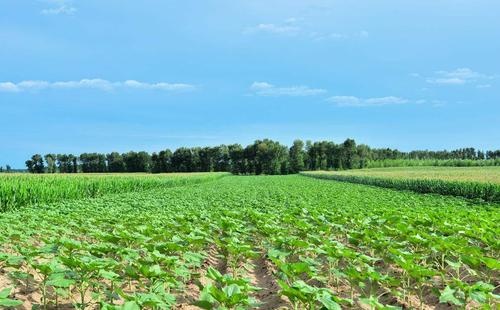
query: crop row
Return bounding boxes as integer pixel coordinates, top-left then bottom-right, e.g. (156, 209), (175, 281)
(300, 171), (500, 202)
(365, 159), (500, 168)
(0, 175), (499, 309)
(0, 173), (228, 212)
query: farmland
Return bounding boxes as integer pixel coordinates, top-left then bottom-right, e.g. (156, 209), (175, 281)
(0, 173), (228, 212)
(302, 167), (500, 202)
(303, 167), (500, 184)
(0, 174), (499, 309)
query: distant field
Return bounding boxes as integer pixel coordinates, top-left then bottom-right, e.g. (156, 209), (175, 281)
(0, 172), (228, 211)
(301, 166), (500, 202)
(365, 158), (500, 168)
(318, 166), (500, 184)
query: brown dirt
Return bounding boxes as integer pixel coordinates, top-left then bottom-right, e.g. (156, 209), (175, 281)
(247, 256), (291, 310)
(174, 244), (226, 310)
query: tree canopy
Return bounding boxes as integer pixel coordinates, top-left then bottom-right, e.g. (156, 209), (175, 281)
(24, 139), (500, 174)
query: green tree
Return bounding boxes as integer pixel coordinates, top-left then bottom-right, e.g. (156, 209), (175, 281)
(123, 151), (151, 172)
(158, 149), (172, 172)
(254, 139), (288, 175)
(289, 139), (305, 173)
(26, 154), (45, 173)
(228, 144), (245, 174)
(171, 148), (193, 172)
(107, 152), (125, 172)
(44, 154), (57, 173)
(341, 138), (357, 169)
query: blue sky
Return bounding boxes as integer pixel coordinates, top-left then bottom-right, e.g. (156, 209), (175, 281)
(1, 0), (499, 168)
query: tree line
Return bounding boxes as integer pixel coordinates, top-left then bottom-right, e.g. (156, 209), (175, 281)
(0, 165), (12, 173)
(24, 139), (500, 174)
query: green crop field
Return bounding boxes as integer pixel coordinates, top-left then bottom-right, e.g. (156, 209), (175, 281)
(0, 173), (228, 212)
(302, 167), (500, 203)
(305, 166), (500, 184)
(0, 174), (499, 309)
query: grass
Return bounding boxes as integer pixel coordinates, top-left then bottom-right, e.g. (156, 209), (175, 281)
(301, 166), (500, 202)
(0, 175), (498, 309)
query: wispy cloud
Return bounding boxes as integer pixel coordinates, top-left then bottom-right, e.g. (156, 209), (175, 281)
(250, 82), (326, 97)
(41, 0), (77, 15)
(123, 80), (195, 91)
(244, 18), (368, 40)
(310, 30), (369, 41)
(425, 68), (495, 86)
(41, 5), (76, 15)
(327, 96), (409, 107)
(243, 19), (300, 35)
(476, 84), (491, 89)
(415, 99), (447, 107)
(0, 79), (195, 92)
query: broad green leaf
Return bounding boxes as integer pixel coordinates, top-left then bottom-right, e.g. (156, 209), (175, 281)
(439, 286), (463, 306)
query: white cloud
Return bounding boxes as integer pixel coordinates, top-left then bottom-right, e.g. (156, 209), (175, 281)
(244, 23), (300, 35)
(359, 30), (369, 38)
(17, 80), (51, 89)
(327, 96), (409, 107)
(0, 79), (196, 93)
(427, 77), (466, 85)
(123, 80), (195, 91)
(52, 79), (117, 91)
(426, 68), (494, 85)
(244, 17), (369, 41)
(0, 82), (20, 92)
(41, 0), (76, 15)
(250, 82), (326, 97)
(41, 5), (77, 15)
(309, 30), (368, 41)
(310, 32), (347, 41)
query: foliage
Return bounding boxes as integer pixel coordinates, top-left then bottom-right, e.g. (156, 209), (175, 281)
(366, 158), (500, 168)
(0, 175), (498, 309)
(0, 172), (228, 211)
(0, 287), (23, 307)
(301, 168), (500, 202)
(24, 139), (500, 174)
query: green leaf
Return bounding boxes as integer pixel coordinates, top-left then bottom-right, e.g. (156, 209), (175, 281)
(439, 286), (463, 306)
(316, 292), (341, 310)
(46, 278), (75, 288)
(120, 301), (140, 310)
(0, 288), (11, 299)
(0, 299), (23, 307)
(223, 284), (241, 298)
(194, 300), (214, 310)
(99, 269), (120, 280)
(206, 267), (222, 281)
(469, 290), (487, 303)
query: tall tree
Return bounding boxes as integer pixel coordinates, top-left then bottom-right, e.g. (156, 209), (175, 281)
(341, 139), (357, 169)
(107, 152), (125, 172)
(158, 149), (172, 172)
(123, 151), (151, 172)
(254, 139), (288, 175)
(26, 154), (45, 173)
(44, 154), (57, 173)
(171, 148), (193, 172)
(289, 139), (305, 173)
(228, 144), (245, 174)
(214, 145), (230, 172)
